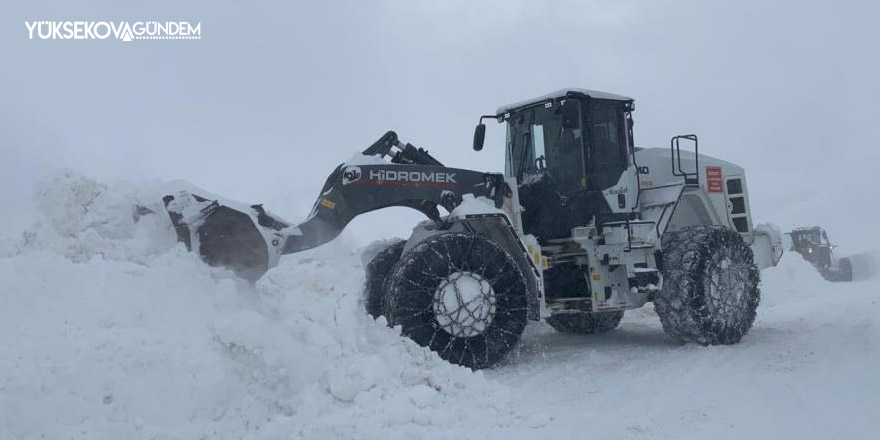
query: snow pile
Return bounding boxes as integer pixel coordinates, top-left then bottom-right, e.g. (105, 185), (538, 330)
(0, 173), (178, 264)
(0, 172), (541, 440)
(6, 172), (876, 440)
(449, 194), (506, 217)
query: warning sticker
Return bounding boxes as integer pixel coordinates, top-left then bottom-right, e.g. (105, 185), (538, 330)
(706, 166), (723, 193)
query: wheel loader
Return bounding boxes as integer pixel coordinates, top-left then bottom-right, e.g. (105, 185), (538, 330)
(787, 226), (853, 282)
(162, 88), (784, 369)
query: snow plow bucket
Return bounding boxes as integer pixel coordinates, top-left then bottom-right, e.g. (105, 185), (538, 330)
(162, 188), (349, 282)
(162, 193), (289, 282)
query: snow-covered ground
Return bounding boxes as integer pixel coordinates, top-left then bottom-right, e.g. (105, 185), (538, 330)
(1, 173), (878, 439)
(497, 259), (880, 439)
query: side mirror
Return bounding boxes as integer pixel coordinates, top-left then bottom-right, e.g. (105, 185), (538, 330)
(561, 99), (580, 129)
(473, 124), (486, 151)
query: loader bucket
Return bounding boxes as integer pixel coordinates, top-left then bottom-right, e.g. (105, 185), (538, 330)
(163, 194), (273, 282)
(195, 205), (269, 282)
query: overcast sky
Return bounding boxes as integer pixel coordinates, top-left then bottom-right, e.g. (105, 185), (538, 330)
(2, 1), (879, 251)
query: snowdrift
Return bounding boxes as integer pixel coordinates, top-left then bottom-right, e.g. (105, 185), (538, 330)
(0, 173), (542, 440)
(2, 172), (878, 439)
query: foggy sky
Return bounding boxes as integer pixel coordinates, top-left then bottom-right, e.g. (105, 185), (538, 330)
(2, 1), (879, 251)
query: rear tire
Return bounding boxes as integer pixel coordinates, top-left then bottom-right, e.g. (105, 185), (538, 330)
(655, 226), (760, 345)
(546, 312), (624, 334)
(363, 240), (407, 319)
(385, 233), (528, 370)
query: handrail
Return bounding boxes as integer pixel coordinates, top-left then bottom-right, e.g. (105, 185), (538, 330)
(670, 134), (699, 186)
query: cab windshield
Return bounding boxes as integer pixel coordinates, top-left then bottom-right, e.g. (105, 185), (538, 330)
(795, 229), (828, 245)
(504, 97), (630, 194)
(505, 100), (586, 194)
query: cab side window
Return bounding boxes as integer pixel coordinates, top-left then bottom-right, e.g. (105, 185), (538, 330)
(588, 100), (628, 190)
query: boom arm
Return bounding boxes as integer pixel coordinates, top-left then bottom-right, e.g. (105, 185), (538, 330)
(284, 162), (508, 254)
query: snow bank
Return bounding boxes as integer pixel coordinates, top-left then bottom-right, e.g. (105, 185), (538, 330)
(7, 171), (873, 440)
(0, 172), (540, 440)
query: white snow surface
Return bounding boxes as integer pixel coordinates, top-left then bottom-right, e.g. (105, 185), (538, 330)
(0, 173), (534, 440)
(2, 172), (879, 439)
(449, 194), (506, 217)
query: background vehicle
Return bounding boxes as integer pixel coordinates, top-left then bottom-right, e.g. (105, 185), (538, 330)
(788, 226), (853, 281)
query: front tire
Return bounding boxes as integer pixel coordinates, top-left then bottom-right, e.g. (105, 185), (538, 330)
(363, 240), (407, 319)
(546, 312), (624, 334)
(385, 233), (529, 370)
(655, 226), (760, 345)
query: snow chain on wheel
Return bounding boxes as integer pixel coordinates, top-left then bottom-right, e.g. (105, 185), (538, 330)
(546, 311), (624, 335)
(363, 240), (407, 319)
(385, 233), (529, 370)
(655, 225), (760, 345)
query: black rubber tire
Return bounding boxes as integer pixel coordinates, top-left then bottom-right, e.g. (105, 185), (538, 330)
(363, 240), (407, 319)
(655, 226), (760, 345)
(546, 311), (624, 334)
(385, 233), (529, 370)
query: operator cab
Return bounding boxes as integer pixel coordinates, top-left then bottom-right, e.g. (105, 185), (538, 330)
(495, 88), (634, 193)
(476, 89), (636, 240)
(791, 227), (829, 247)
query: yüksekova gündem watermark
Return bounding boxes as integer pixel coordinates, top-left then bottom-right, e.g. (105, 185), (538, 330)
(25, 21), (201, 42)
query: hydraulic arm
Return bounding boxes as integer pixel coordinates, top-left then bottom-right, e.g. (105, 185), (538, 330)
(162, 131), (509, 281)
